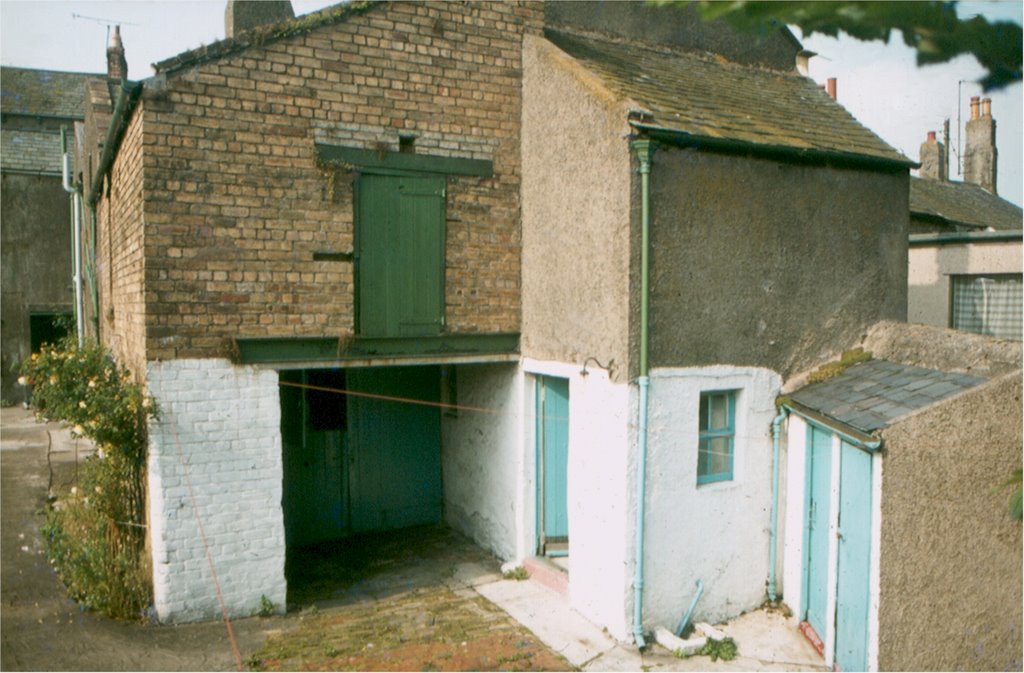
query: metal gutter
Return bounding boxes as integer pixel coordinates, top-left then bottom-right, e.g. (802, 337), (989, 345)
(767, 408), (786, 602)
(629, 121), (917, 172)
(782, 401), (883, 452)
(909, 230), (1023, 246)
(86, 79), (142, 207)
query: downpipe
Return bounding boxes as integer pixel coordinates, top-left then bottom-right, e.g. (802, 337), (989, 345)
(768, 408), (786, 602)
(631, 138), (655, 648)
(61, 127), (85, 347)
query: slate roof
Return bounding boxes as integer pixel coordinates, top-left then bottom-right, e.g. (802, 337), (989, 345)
(789, 359), (986, 434)
(1, 66), (97, 118)
(910, 177), (1023, 231)
(545, 29), (911, 166)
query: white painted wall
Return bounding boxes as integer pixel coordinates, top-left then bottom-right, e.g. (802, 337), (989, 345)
(782, 413), (808, 625)
(908, 239), (1022, 327)
(441, 363), (522, 561)
(522, 358), (633, 641)
(642, 366), (782, 628)
(147, 359), (286, 623)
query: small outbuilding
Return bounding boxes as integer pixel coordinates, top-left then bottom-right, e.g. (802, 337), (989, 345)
(780, 321), (1022, 671)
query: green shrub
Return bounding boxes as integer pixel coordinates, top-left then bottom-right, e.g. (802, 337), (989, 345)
(21, 339), (154, 619)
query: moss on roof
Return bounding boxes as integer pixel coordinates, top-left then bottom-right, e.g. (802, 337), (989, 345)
(910, 177), (1023, 231)
(545, 29), (910, 165)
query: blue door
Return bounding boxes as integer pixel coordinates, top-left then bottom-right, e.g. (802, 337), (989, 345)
(537, 376), (569, 556)
(835, 441), (872, 672)
(803, 425), (832, 641)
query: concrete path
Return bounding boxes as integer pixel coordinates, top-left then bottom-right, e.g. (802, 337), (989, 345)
(0, 406), (278, 671)
(477, 577), (828, 671)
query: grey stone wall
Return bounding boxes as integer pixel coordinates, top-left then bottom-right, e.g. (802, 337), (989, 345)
(1, 172), (74, 403)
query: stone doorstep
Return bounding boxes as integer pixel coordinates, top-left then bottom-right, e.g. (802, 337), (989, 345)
(522, 555), (569, 597)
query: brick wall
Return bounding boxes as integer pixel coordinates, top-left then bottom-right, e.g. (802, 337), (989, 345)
(98, 111), (148, 378)
(135, 1), (541, 361)
(146, 358), (285, 622)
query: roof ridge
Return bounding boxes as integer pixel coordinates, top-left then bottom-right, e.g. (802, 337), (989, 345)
(152, 1), (379, 76)
(0, 65), (104, 77)
(544, 26), (804, 78)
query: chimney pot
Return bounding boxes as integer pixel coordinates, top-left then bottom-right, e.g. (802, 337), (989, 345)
(982, 97), (992, 117)
(826, 77), (837, 100)
(969, 95), (980, 120)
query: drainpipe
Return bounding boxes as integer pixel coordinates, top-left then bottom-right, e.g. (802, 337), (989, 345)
(631, 138), (655, 648)
(61, 127), (85, 347)
(768, 408), (786, 602)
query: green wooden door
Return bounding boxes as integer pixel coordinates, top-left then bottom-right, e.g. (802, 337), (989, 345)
(347, 366), (443, 533)
(357, 175), (445, 337)
(280, 370), (348, 546)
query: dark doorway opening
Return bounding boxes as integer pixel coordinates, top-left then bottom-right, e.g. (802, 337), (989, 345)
(30, 312), (72, 352)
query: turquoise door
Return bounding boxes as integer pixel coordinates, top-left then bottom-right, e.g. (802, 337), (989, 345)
(537, 376), (569, 556)
(835, 441), (873, 672)
(803, 424), (832, 640)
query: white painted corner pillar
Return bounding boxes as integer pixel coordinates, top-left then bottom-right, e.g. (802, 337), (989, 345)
(146, 359), (286, 623)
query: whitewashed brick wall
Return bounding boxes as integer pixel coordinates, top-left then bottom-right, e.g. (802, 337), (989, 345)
(146, 359), (286, 623)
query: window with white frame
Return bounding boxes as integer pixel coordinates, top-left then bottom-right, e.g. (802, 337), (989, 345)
(950, 274), (1023, 341)
(698, 390), (736, 484)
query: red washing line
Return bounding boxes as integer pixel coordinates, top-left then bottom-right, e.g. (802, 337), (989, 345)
(162, 403), (244, 671)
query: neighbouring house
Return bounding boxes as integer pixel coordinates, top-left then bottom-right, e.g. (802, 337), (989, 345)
(73, 0), (1020, 669)
(780, 320), (1022, 671)
(908, 98), (1023, 340)
(1, 67), (99, 404)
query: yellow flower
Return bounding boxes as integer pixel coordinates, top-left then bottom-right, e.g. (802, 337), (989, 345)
(49, 375), (58, 385)
(16, 376), (27, 386)
(78, 400), (87, 409)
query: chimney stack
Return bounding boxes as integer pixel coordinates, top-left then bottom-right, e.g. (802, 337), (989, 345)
(963, 96), (997, 194)
(919, 131), (947, 181)
(226, 0), (294, 39)
(106, 26), (128, 99)
(826, 77), (837, 100)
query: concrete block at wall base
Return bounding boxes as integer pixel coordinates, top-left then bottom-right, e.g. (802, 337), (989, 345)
(654, 626), (707, 655)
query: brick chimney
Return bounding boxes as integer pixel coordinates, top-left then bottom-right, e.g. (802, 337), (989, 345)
(225, 0), (294, 38)
(963, 95), (997, 194)
(106, 26), (127, 99)
(919, 131), (947, 181)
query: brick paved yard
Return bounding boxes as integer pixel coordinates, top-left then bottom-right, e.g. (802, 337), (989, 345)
(248, 526), (573, 672)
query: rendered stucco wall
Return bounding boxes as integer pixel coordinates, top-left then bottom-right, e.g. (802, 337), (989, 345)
(441, 363), (522, 561)
(146, 359), (286, 623)
(643, 366), (782, 626)
(908, 239), (1022, 328)
(521, 35), (635, 384)
(0, 173), (74, 404)
(648, 149), (908, 379)
(877, 372), (1023, 671)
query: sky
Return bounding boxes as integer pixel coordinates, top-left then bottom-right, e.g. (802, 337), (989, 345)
(1, 0), (1021, 206)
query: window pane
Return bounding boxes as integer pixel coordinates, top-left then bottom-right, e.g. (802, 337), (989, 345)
(699, 394), (709, 432)
(709, 394), (729, 431)
(952, 274), (1023, 341)
(709, 436), (732, 476)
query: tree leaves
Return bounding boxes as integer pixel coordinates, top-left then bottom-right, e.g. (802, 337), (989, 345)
(663, 1), (1022, 91)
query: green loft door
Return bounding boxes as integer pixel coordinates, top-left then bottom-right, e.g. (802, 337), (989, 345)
(537, 376), (569, 556)
(835, 441), (873, 672)
(357, 174), (445, 337)
(803, 424), (832, 641)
